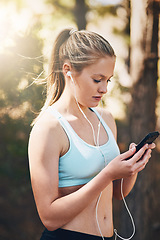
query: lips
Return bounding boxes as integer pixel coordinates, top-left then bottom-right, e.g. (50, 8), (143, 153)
(93, 96), (102, 101)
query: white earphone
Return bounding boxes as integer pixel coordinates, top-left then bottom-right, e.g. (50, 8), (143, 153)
(66, 71), (71, 77)
(66, 71), (74, 83)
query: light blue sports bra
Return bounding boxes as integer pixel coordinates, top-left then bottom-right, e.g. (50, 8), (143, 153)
(47, 106), (120, 188)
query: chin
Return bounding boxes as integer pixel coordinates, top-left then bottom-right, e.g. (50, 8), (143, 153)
(88, 102), (99, 108)
(80, 101), (99, 109)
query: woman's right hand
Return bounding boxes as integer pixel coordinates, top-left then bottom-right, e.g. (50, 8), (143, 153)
(106, 143), (151, 181)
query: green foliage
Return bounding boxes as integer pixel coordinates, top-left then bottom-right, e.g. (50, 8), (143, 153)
(0, 26), (44, 152)
(46, 0), (75, 9)
(93, 5), (118, 16)
(45, 0), (76, 27)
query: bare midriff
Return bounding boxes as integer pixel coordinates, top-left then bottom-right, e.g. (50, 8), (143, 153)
(58, 181), (113, 237)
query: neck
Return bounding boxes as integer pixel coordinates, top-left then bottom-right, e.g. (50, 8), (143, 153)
(53, 86), (100, 146)
(53, 87), (91, 119)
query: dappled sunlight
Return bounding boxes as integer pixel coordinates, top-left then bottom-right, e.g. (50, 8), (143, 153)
(0, 102), (30, 120)
(0, 5), (15, 52)
(18, 78), (29, 90)
(0, 89), (6, 100)
(0, 0), (48, 54)
(105, 96), (126, 120)
(0, 4), (30, 53)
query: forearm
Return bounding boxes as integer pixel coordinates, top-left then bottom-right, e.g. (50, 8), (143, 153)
(41, 167), (112, 231)
(113, 173), (137, 200)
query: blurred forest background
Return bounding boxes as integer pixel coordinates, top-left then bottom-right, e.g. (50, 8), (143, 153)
(0, 0), (160, 239)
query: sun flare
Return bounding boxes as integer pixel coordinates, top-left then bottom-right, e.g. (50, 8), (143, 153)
(0, 1), (45, 53)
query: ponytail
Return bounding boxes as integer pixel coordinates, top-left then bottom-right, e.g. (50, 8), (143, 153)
(31, 29), (71, 125)
(44, 28), (71, 108)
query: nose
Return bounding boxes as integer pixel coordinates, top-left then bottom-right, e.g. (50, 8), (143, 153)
(98, 81), (108, 94)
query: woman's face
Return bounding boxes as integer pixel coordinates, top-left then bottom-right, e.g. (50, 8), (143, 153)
(71, 56), (115, 108)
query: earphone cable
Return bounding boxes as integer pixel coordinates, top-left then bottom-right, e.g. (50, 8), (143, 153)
(69, 72), (135, 240)
(114, 178), (136, 240)
(71, 73), (97, 145)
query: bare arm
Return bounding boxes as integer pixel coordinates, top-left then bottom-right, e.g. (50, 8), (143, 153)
(113, 142), (138, 199)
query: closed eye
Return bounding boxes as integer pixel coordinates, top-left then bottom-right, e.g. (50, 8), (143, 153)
(93, 79), (111, 83)
(93, 79), (101, 83)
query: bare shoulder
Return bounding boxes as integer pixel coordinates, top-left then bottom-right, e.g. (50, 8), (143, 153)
(29, 110), (61, 149)
(28, 109), (68, 166)
(96, 107), (117, 140)
(30, 110), (61, 140)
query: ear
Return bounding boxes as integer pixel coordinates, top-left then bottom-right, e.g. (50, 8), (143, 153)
(63, 61), (72, 77)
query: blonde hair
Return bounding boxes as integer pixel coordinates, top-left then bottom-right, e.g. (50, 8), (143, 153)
(32, 28), (115, 124)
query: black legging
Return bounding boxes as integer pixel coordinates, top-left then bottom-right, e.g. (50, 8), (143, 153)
(40, 228), (114, 240)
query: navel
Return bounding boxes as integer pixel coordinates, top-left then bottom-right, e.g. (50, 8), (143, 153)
(103, 215), (107, 220)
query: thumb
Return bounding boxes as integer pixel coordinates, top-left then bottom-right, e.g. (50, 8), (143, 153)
(121, 146), (136, 160)
(129, 142), (137, 150)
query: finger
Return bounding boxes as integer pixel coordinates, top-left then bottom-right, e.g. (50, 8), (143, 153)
(147, 149), (152, 159)
(134, 149), (151, 172)
(148, 142), (156, 149)
(138, 149), (151, 163)
(136, 161), (147, 173)
(130, 144), (149, 163)
(129, 142), (137, 150)
(121, 146), (136, 160)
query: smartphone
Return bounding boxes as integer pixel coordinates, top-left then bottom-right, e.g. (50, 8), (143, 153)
(126, 131), (159, 160)
(135, 131), (159, 152)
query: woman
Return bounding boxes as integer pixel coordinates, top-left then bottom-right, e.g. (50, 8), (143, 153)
(28, 28), (155, 240)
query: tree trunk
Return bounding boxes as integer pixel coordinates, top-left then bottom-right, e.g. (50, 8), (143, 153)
(121, 1), (159, 240)
(74, 0), (87, 30)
